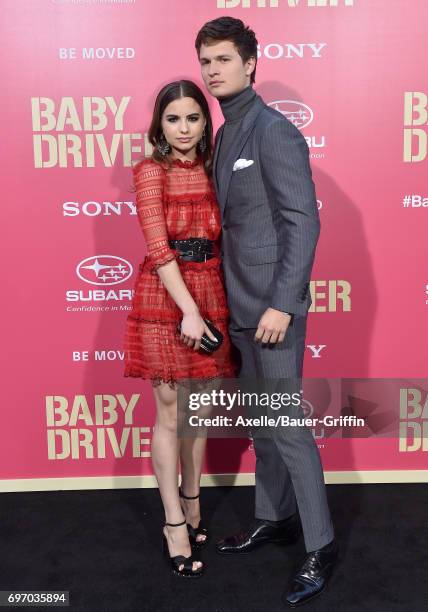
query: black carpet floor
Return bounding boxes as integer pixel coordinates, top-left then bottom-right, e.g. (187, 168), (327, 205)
(0, 483), (426, 611)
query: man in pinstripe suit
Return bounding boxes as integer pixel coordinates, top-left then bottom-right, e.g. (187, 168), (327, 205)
(196, 17), (338, 607)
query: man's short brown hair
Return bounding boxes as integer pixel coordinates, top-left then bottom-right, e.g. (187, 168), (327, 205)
(195, 16), (258, 84)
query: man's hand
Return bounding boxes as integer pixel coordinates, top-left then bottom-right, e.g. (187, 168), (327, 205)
(254, 307), (292, 344)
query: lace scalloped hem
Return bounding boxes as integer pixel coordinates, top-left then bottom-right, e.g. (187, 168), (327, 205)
(147, 253), (178, 274)
(124, 368), (237, 390)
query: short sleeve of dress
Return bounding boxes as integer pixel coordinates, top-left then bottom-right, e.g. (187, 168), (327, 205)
(132, 159), (177, 272)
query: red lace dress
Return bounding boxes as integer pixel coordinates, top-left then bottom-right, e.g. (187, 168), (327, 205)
(123, 156), (237, 387)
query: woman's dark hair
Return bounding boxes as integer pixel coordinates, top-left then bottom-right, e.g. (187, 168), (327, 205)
(195, 16), (258, 84)
(148, 80), (213, 176)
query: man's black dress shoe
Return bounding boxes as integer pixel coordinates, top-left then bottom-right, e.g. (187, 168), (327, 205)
(283, 538), (338, 607)
(217, 515), (302, 555)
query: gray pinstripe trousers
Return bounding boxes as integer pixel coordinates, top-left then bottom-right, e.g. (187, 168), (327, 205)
(228, 317), (334, 552)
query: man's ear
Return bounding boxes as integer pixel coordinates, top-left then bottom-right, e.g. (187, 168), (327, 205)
(246, 56), (256, 77)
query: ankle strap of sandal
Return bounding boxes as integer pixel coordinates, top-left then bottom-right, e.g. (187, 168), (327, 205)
(179, 487), (200, 500)
(165, 518), (187, 527)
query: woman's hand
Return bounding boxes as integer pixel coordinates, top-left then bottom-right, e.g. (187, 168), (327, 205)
(180, 313), (218, 351)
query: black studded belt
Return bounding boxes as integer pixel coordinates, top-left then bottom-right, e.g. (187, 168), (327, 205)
(169, 238), (215, 262)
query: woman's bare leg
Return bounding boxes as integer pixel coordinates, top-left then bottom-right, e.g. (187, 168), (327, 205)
(179, 380), (218, 543)
(152, 383), (202, 571)
(179, 436), (208, 542)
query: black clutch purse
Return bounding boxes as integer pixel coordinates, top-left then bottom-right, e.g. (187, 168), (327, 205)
(178, 318), (223, 354)
(200, 319), (223, 353)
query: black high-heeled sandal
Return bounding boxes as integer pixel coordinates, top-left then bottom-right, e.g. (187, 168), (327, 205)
(162, 519), (205, 578)
(179, 488), (209, 548)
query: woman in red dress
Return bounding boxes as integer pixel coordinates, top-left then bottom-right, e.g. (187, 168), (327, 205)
(124, 81), (236, 577)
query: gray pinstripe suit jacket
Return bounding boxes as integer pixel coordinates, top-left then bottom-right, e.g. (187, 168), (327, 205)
(213, 93), (320, 328)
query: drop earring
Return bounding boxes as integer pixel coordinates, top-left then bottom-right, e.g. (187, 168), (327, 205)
(198, 129), (206, 153)
(157, 134), (171, 156)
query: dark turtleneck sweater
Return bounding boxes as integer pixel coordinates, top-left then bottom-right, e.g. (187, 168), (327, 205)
(216, 85), (257, 184)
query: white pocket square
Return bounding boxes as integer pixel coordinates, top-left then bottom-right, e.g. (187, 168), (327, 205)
(233, 158), (254, 172)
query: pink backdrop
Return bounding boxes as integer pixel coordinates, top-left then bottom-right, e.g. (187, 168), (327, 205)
(1, 0), (427, 486)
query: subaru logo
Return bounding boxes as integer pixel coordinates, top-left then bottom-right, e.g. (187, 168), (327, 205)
(76, 255), (133, 286)
(267, 100), (314, 129)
